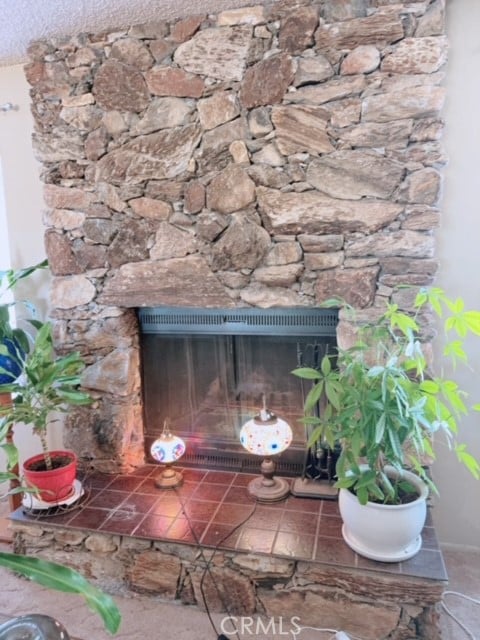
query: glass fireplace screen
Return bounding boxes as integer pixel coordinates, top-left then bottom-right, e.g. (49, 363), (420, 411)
(138, 307), (338, 474)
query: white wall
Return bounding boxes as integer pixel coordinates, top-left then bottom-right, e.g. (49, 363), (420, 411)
(0, 2), (479, 546)
(0, 65), (57, 460)
(432, 0), (480, 549)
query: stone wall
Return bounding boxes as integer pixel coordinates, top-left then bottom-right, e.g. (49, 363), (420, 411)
(12, 520), (444, 640)
(25, 0), (447, 472)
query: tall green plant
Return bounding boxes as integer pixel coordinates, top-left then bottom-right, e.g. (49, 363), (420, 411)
(292, 287), (480, 505)
(0, 260), (121, 634)
(0, 322), (91, 470)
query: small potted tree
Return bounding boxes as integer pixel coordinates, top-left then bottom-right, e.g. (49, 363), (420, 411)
(293, 287), (480, 562)
(0, 321), (92, 502)
(0, 262), (120, 633)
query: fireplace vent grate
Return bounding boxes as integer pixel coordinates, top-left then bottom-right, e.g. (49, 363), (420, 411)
(138, 307), (338, 336)
(179, 451), (304, 476)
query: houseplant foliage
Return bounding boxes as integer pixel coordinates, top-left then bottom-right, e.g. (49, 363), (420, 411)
(0, 320), (92, 479)
(0, 259), (48, 384)
(0, 261), (121, 634)
(292, 287), (480, 507)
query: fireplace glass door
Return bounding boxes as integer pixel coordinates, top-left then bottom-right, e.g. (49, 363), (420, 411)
(139, 308), (338, 473)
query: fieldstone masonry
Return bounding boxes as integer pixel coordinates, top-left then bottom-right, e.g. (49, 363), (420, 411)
(12, 521), (445, 640)
(25, 0), (447, 472)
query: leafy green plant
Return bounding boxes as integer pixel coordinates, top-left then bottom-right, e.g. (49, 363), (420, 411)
(0, 260), (121, 634)
(0, 321), (91, 471)
(292, 287), (480, 506)
(0, 259), (48, 384)
(0, 553), (121, 634)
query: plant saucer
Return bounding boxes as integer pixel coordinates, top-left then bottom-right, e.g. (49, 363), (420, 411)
(342, 524), (422, 562)
(22, 479), (84, 511)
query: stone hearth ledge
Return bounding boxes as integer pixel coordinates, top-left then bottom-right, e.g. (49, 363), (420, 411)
(9, 464), (447, 640)
(10, 515), (446, 640)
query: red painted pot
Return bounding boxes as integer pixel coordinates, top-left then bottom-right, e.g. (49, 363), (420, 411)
(22, 450), (77, 503)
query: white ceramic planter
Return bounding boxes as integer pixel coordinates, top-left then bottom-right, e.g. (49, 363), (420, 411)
(339, 467), (428, 562)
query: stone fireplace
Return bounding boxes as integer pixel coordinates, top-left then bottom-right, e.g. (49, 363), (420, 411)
(25, 0), (447, 474)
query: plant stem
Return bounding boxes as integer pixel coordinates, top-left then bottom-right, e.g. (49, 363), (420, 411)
(39, 432), (52, 470)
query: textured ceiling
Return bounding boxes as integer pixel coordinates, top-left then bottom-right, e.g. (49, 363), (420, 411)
(0, 0), (256, 67)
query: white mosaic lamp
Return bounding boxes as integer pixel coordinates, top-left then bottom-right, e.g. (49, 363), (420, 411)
(239, 396), (292, 502)
(150, 420), (186, 488)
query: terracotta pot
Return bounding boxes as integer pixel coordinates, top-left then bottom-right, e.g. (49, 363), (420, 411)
(22, 450), (77, 503)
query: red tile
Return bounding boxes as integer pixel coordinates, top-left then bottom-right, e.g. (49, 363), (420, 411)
(99, 510), (140, 535)
(117, 493), (159, 514)
(106, 476), (145, 492)
(320, 500), (341, 516)
(201, 522), (242, 548)
(180, 468), (208, 482)
(87, 490), (128, 510)
(318, 515), (343, 538)
(149, 496), (182, 519)
(130, 465), (156, 477)
(315, 536), (357, 567)
(279, 510), (319, 536)
(204, 470), (235, 485)
(224, 486), (256, 505)
(212, 503), (255, 525)
(284, 496), (322, 513)
(236, 527), (276, 554)
(273, 531), (315, 560)
(247, 505), (283, 531)
(182, 500), (220, 521)
(81, 472), (115, 490)
(135, 477), (163, 494)
(133, 514), (175, 538)
(233, 473), (258, 487)
(192, 482), (229, 502)
(166, 517), (206, 544)
(68, 507), (110, 530)
(171, 481), (198, 499)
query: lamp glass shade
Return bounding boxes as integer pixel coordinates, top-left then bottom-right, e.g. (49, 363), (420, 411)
(240, 414), (292, 457)
(150, 433), (186, 464)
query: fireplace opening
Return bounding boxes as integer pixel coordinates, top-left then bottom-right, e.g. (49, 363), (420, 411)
(138, 307), (338, 475)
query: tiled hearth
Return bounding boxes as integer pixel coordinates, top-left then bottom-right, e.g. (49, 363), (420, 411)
(10, 466), (448, 638)
(11, 465), (446, 582)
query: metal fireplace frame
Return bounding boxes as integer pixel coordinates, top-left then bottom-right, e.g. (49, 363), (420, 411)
(138, 307), (339, 475)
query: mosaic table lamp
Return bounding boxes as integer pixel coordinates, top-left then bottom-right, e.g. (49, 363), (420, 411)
(150, 419), (186, 488)
(239, 397), (292, 502)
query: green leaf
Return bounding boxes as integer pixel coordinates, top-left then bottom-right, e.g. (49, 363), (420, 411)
(320, 355), (331, 376)
(455, 444), (480, 479)
(443, 340), (467, 364)
(0, 442), (19, 469)
(324, 379), (342, 411)
(0, 552), (121, 634)
(291, 367), (320, 380)
(0, 471), (18, 483)
(356, 486), (369, 506)
(304, 382), (324, 414)
(375, 413), (386, 444)
(307, 425), (325, 448)
(463, 310), (480, 335)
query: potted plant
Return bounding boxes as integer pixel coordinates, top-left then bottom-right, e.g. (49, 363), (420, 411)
(0, 321), (92, 502)
(292, 287), (480, 562)
(0, 261), (120, 633)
